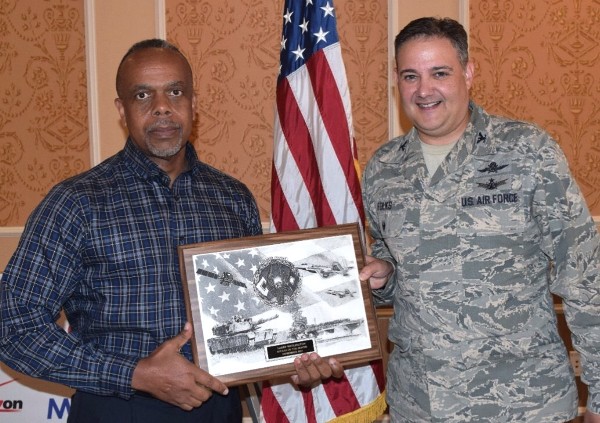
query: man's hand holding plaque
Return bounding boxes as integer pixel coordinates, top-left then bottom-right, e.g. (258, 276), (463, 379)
(291, 352), (344, 387)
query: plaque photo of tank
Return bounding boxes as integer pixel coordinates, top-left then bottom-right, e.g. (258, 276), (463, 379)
(206, 313), (279, 355)
(178, 223), (382, 385)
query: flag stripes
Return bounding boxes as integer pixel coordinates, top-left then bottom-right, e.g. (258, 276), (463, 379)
(264, 0), (386, 421)
(271, 45), (364, 233)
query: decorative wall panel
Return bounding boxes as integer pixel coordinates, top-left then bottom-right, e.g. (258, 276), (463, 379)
(165, 0), (389, 220)
(0, 0), (88, 226)
(470, 0), (600, 215)
(337, 0), (389, 167)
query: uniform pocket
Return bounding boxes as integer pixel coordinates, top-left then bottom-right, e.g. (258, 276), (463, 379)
(456, 195), (526, 236)
(456, 168), (527, 237)
(376, 203), (421, 266)
(377, 206), (407, 238)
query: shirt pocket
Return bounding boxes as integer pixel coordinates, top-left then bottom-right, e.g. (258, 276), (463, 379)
(456, 185), (527, 238)
(455, 176), (532, 293)
(377, 205), (407, 238)
(375, 204), (423, 304)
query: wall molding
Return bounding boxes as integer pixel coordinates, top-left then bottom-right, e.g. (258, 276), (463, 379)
(155, 0), (166, 39)
(0, 227), (24, 237)
(84, 0), (101, 167)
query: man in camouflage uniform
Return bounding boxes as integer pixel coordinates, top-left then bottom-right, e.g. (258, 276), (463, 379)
(359, 17), (600, 422)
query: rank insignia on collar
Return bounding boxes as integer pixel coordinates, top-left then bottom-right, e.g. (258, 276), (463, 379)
(476, 132), (487, 144)
(478, 161), (508, 173)
(477, 178), (507, 190)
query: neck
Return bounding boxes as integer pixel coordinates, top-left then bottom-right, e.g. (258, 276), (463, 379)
(419, 109), (471, 146)
(150, 147), (189, 187)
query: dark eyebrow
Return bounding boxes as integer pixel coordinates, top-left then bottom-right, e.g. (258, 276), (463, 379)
(128, 80), (187, 94)
(130, 83), (152, 92)
(398, 65), (454, 75)
(431, 65), (454, 72)
(398, 67), (417, 75)
(165, 80), (186, 88)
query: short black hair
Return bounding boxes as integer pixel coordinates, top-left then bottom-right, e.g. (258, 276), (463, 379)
(394, 17), (469, 67)
(115, 38), (192, 97)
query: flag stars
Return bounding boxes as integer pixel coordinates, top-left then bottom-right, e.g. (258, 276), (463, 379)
(314, 27), (329, 43)
(205, 282), (216, 293)
(209, 306), (219, 316)
(292, 45), (305, 61)
(321, 1), (334, 17)
(283, 9), (293, 24)
(236, 258), (245, 267)
(299, 17), (309, 33)
(280, 34), (287, 50)
(234, 300), (246, 312)
(219, 291), (230, 302)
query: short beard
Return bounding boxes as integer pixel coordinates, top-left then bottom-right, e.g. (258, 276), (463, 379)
(146, 137), (184, 158)
(145, 120), (185, 158)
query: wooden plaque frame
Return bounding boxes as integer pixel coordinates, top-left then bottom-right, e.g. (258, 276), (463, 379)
(178, 223), (382, 386)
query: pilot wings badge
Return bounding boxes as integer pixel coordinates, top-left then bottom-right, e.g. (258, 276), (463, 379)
(477, 178), (508, 190)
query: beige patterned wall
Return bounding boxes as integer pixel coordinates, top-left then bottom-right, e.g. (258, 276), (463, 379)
(2, 0), (599, 270)
(165, 0), (389, 220)
(469, 0), (600, 215)
(0, 0), (88, 227)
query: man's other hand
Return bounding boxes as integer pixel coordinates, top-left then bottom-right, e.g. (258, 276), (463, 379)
(132, 322), (228, 410)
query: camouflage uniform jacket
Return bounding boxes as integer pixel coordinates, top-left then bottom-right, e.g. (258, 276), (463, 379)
(363, 102), (600, 422)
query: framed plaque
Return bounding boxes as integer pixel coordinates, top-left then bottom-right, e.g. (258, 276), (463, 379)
(178, 223), (382, 386)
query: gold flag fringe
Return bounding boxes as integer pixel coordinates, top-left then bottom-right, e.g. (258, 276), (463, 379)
(327, 390), (387, 423)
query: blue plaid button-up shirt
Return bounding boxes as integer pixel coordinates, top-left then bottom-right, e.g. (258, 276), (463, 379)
(0, 139), (262, 398)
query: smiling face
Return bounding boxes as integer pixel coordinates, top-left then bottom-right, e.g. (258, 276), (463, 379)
(114, 48), (196, 163)
(395, 36), (474, 145)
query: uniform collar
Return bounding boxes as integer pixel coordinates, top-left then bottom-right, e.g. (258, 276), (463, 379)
(430, 102), (496, 187)
(461, 101), (496, 158)
(376, 102), (497, 198)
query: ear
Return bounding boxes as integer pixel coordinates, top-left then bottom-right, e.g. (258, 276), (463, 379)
(464, 61), (475, 90)
(114, 98), (127, 128)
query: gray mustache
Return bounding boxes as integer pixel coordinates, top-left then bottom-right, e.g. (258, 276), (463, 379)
(148, 120), (182, 131)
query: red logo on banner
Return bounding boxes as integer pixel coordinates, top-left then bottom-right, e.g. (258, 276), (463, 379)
(0, 379), (24, 413)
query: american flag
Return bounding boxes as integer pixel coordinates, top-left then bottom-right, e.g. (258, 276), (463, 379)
(262, 0), (386, 422)
(269, 0), (364, 231)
